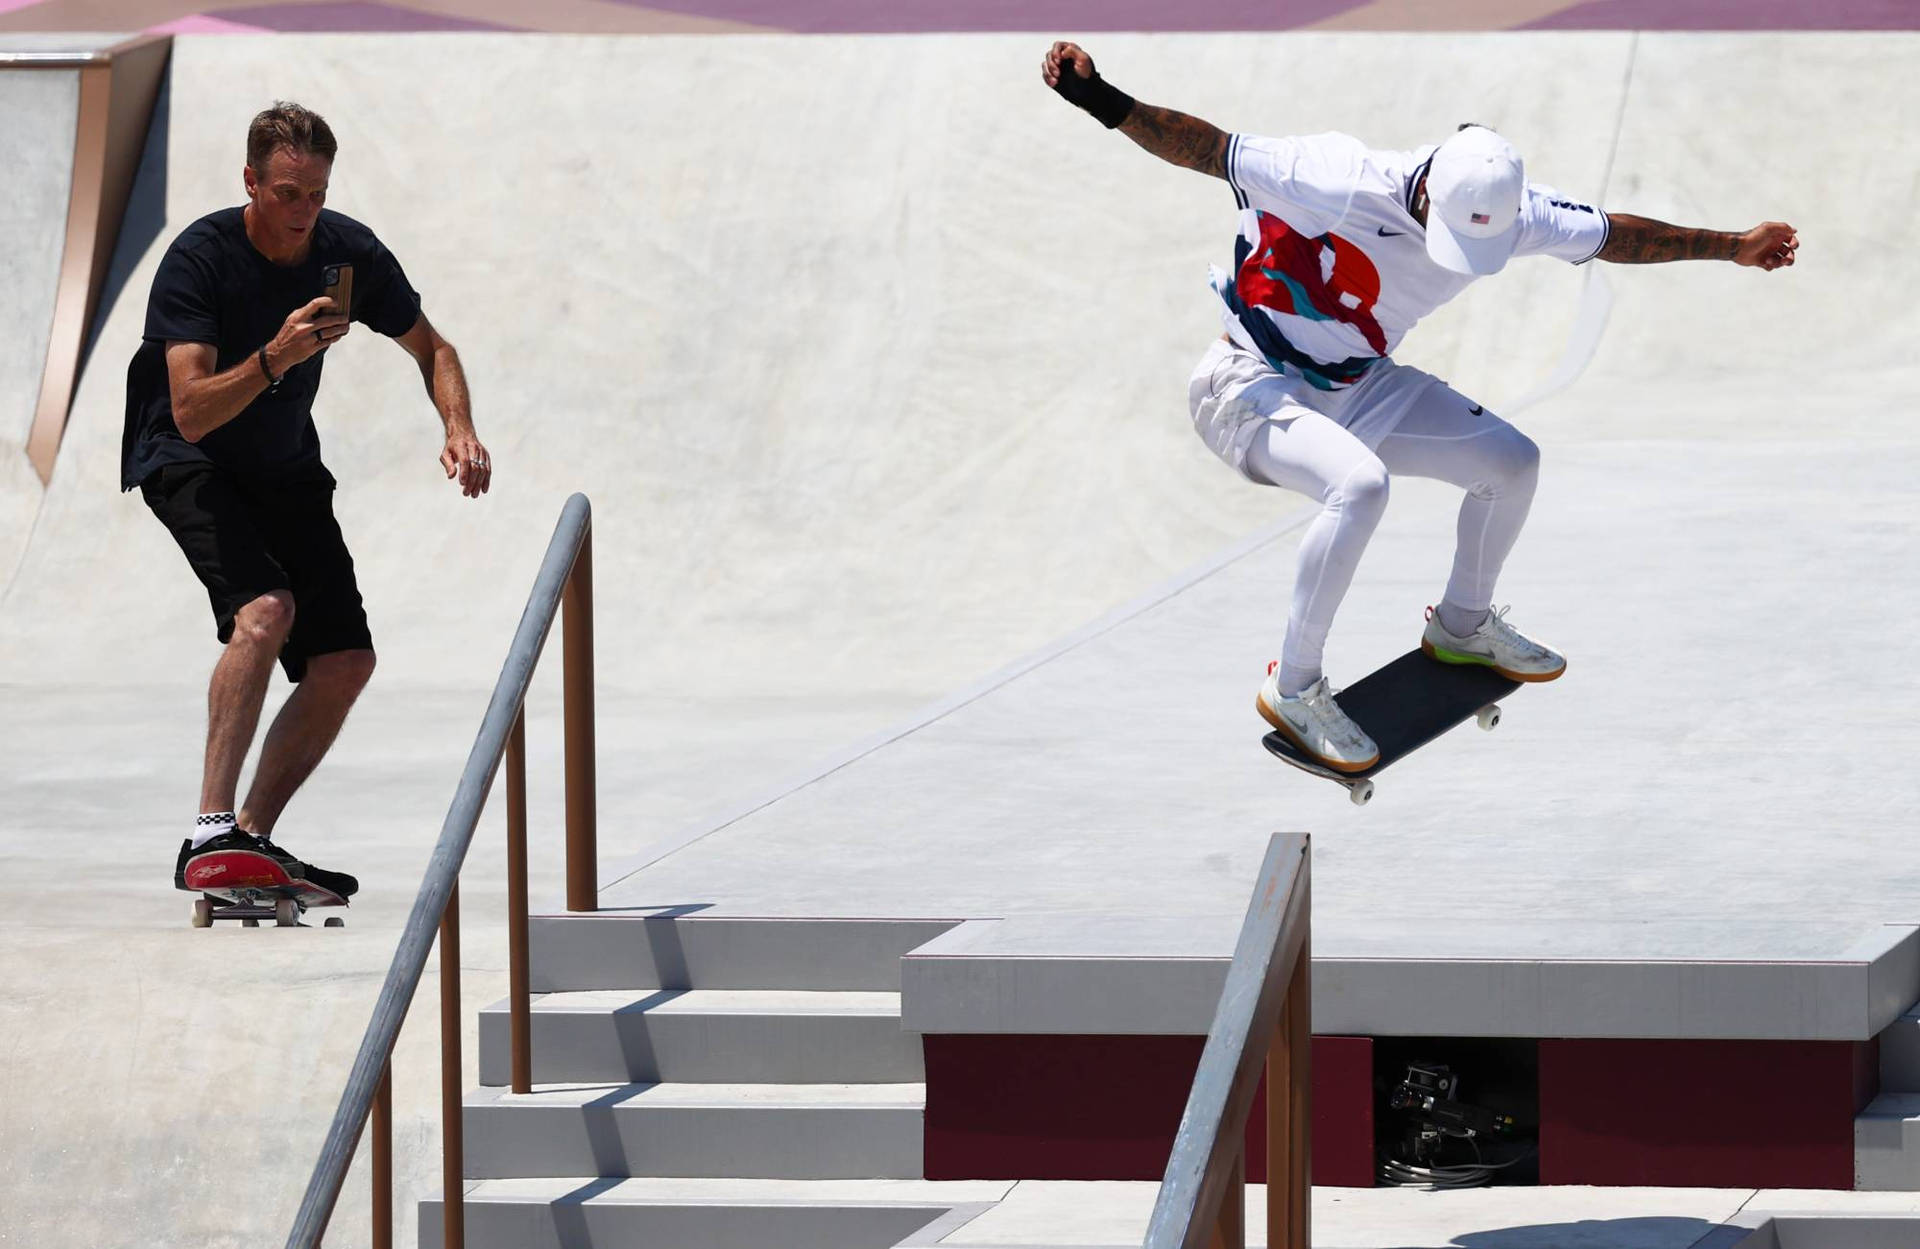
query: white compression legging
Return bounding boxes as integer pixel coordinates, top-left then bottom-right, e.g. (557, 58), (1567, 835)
(1244, 393), (1541, 695)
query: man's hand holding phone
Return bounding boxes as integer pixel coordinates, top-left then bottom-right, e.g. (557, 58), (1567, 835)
(265, 296), (351, 376)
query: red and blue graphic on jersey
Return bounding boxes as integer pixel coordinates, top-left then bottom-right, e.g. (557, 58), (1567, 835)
(1234, 212), (1388, 357)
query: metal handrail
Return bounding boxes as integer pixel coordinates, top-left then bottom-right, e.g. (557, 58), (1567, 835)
(284, 492), (597, 1249)
(1145, 832), (1312, 1249)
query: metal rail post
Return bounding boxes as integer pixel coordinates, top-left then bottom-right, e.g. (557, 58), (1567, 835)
(563, 530), (597, 912)
(1210, 1150), (1245, 1249)
(506, 709), (531, 1093)
(441, 881), (464, 1249)
(372, 1063), (392, 1249)
(1267, 892), (1311, 1249)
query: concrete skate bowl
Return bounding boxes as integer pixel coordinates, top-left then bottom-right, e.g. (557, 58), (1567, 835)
(0, 33), (1639, 698)
(1, 29), (1915, 1249)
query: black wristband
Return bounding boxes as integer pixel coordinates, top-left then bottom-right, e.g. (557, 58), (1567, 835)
(257, 344), (281, 390)
(1053, 67), (1135, 129)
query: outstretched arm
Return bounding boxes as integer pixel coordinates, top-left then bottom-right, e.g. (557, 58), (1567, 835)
(1599, 213), (1799, 271)
(394, 312), (490, 498)
(1042, 41), (1228, 179)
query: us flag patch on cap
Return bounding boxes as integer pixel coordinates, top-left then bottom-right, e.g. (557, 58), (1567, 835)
(1471, 212), (1491, 224)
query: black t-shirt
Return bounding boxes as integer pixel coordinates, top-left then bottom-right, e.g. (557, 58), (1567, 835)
(120, 206), (421, 490)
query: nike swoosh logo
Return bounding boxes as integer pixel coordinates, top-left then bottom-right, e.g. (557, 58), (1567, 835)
(1377, 227), (1405, 237)
(1468, 404), (1484, 414)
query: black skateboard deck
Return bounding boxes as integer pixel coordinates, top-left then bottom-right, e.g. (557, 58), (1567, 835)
(183, 848), (347, 928)
(1262, 649), (1521, 805)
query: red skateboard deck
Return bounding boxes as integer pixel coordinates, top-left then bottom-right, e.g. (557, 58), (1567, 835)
(184, 848), (346, 928)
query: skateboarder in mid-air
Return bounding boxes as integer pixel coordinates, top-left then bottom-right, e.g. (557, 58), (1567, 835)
(1042, 42), (1798, 774)
(124, 102), (491, 899)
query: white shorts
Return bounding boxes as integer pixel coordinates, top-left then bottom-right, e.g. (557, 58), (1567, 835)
(1186, 337), (1446, 482)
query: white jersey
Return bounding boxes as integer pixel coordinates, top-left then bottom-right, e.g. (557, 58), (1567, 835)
(1210, 131), (1608, 390)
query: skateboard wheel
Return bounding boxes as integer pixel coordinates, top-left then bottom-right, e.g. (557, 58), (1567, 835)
(324, 917), (345, 928)
(191, 898), (213, 928)
(1350, 779), (1375, 806)
(241, 917), (260, 928)
(274, 898), (299, 927)
(1476, 705), (1501, 731)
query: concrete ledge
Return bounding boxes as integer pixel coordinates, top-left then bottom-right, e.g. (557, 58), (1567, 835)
(902, 919), (1920, 1040)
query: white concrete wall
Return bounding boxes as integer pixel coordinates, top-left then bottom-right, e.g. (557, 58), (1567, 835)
(0, 65), (78, 598)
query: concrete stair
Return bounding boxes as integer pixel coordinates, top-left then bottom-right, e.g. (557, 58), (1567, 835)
(423, 915), (966, 1247)
(478, 988), (923, 1085)
(528, 915), (957, 992)
(418, 1177), (1007, 1249)
(1856, 1008), (1920, 1189)
(463, 1081), (925, 1179)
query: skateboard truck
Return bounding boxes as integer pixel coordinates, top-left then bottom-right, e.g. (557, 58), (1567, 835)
(191, 893), (346, 928)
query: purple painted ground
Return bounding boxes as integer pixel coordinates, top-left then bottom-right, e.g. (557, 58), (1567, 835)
(1525, 0), (1920, 29)
(210, 1), (513, 30)
(9, 0), (1915, 33)
(607, 0), (1369, 34)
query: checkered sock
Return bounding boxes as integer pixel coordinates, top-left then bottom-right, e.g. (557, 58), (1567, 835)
(191, 811), (236, 849)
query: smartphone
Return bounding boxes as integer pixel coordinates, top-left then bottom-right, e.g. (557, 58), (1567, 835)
(320, 263), (354, 322)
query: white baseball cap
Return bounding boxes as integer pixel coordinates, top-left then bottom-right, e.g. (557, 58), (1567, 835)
(1424, 126), (1525, 276)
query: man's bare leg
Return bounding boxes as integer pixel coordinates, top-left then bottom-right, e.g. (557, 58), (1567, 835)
(238, 647), (376, 837)
(201, 591), (296, 814)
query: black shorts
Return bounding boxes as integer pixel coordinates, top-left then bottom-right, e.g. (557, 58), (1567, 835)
(140, 461), (372, 682)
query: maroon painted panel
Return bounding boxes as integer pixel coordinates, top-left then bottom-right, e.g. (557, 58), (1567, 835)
(1539, 1038), (1875, 1189)
(923, 1033), (1374, 1187)
(1302, 1033), (1375, 1187)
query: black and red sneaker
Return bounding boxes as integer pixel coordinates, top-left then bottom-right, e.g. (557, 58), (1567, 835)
(174, 829), (273, 891)
(173, 829), (359, 899)
(253, 830), (359, 899)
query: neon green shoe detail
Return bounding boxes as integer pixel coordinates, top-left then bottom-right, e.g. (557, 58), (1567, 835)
(1425, 642), (1495, 667)
(1420, 604), (1567, 682)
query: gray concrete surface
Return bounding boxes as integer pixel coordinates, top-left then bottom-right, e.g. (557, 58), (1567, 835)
(936, 1182), (1920, 1247)
(2, 27), (1916, 1249)
(598, 438), (1920, 942)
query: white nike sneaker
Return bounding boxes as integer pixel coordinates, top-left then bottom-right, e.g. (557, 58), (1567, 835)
(1257, 664), (1380, 773)
(1420, 605), (1566, 682)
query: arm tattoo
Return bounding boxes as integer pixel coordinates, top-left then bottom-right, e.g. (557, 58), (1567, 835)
(1599, 213), (1740, 264)
(1117, 103), (1229, 179)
